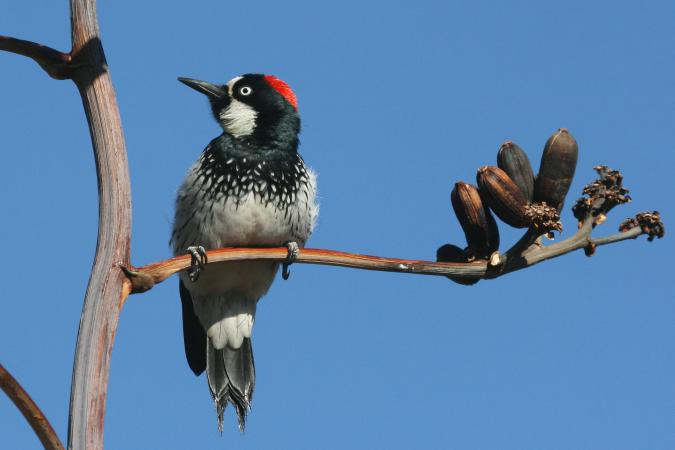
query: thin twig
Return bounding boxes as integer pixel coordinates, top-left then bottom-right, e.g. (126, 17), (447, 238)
(123, 223), (646, 294)
(0, 363), (65, 450)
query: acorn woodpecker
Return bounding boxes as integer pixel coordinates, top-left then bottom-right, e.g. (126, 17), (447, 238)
(171, 74), (318, 431)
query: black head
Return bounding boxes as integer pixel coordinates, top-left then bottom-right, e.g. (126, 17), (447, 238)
(178, 74), (300, 150)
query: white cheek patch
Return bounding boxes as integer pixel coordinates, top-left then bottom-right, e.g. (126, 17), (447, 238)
(219, 76), (257, 137)
(219, 98), (257, 137)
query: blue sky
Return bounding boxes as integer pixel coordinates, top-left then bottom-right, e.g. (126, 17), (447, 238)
(1, 1), (673, 449)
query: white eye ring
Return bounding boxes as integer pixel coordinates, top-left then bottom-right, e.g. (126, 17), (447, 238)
(239, 86), (253, 96)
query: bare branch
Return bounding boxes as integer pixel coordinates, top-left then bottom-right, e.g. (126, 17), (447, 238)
(0, 363), (65, 450)
(122, 219), (650, 294)
(0, 35), (73, 79)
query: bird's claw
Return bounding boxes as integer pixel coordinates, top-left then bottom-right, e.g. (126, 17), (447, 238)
(187, 245), (208, 282)
(282, 241), (299, 280)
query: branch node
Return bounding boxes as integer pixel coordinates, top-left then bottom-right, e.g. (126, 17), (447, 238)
(584, 241), (597, 257)
(488, 251), (502, 267)
(121, 265), (156, 294)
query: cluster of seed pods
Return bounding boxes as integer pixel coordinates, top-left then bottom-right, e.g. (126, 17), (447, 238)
(438, 129), (578, 284)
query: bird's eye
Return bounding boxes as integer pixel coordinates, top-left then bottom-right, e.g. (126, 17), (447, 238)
(239, 86), (253, 96)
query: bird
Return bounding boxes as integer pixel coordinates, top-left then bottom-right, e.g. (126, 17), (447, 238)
(170, 74), (318, 431)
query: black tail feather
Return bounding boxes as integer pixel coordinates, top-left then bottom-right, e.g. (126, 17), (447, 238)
(206, 338), (256, 432)
(179, 280), (206, 375)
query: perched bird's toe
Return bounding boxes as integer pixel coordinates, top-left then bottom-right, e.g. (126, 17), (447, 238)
(282, 241), (300, 280)
(187, 245), (208, 282)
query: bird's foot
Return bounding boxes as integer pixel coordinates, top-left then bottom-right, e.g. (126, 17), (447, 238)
(186, 245), (208, 282)
(282, 241), (299, 280)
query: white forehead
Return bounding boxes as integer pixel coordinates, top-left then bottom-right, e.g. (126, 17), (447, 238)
(226, 76), (243, 95)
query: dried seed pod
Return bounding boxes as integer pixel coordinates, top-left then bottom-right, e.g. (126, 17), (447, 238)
(476, 166), (529, 228)
(497, 141), (535, 201)
(534, 128), (578, 211)
(451, 182), (500, 258)
(436, 244), (479, 286)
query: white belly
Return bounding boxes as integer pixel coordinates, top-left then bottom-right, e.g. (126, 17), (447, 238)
(205, 191), (301, 247)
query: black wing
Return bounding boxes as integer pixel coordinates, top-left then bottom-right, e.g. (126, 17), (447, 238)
(179, 280), (207, 375)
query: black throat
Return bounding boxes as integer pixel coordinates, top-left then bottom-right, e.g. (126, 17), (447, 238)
(195, 133), (310, 208)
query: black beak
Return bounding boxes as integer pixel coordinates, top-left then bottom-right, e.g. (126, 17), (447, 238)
(178, 77), (226, 100)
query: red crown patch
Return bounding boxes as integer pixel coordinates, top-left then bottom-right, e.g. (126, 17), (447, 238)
(264, 75), (298, 110)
